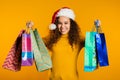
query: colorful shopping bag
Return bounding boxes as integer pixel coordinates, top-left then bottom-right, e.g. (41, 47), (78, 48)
(30, 29), (52, 72)
(84, 20), (109, 72)
(2, 30), (25, 71)
(96, 33), (109, 66)
(21, 32), (33, 66)
(84, 32), (97, 72)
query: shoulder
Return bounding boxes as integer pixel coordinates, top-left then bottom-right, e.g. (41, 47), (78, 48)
(79, 36), (85, 48)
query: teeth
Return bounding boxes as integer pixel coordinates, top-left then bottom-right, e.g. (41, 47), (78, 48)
(61, 29), (65, 31)
(62, 30), (65, 32)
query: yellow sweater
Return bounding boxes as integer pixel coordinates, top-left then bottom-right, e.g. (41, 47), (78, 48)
(49, 34), (81, 80)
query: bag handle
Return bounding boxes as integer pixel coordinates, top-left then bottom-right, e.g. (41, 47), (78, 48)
(91, 19), (102, 33)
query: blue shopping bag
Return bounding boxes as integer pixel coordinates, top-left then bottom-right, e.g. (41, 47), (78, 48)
(95, 33), (109, 66)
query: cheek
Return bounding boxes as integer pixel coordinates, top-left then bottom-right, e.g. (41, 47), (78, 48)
(66, 25), (70, 31)
(57, 25), (61, 30)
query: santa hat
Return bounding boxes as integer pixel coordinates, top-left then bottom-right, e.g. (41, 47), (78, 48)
(49, 7), (75, 30)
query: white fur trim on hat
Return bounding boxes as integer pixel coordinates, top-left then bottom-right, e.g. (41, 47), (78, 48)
(56, 8), (75, 20)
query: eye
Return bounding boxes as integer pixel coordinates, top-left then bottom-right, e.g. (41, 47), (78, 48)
(64, 21), (70, 24)
(58, 22), (62, 25)
(64, 22), (68, 24)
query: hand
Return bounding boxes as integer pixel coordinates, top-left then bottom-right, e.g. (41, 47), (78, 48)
(94, 19), (101, 27)
(26, 21), (34, 29)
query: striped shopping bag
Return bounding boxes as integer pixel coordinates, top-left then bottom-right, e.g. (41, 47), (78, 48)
(2, 30), (25, 71)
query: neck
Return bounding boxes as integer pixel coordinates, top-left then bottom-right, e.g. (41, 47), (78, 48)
(61, 33), (68, 38)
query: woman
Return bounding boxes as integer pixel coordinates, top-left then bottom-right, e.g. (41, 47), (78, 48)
(44, 7), (85, 80)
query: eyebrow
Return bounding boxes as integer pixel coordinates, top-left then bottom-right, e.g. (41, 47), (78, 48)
(58, 20), (69, 23)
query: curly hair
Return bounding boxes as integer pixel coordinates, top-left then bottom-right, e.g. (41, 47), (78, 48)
(44, 17), (84, 51)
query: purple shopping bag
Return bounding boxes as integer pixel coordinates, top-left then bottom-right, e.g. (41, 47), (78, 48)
(21, 33), (33, 66)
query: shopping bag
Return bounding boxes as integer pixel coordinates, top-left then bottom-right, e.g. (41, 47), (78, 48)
(96, 33), (109, 66)
(30, 29), (52, 72)
(84, 20), (109, 72)
(21, 33), (33, 66)
(84, 32), (97, 72)
(2, 30), (25, 71)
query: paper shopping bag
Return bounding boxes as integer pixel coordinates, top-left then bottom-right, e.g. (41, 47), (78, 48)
(21, 33), (33, 66)
(30, 29), (52, 72)
(84, 32), (97, 72)
(95, 33), (109, 66)
(2, 30), (25, 71)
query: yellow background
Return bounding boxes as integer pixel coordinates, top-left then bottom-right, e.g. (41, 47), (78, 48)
(0, 0), (120, 80)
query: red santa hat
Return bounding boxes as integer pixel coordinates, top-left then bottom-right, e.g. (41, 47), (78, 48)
(49, 7), (75, 30)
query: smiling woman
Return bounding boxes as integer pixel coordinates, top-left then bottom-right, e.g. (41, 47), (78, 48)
(43, 7), (85, 80)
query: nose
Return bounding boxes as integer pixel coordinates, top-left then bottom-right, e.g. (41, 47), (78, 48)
(61, 24), (65, 28)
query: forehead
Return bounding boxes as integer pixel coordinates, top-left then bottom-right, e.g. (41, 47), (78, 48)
(58, 16), (70, 22)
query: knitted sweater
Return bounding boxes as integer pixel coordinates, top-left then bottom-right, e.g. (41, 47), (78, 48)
(49, 34), (82, 80)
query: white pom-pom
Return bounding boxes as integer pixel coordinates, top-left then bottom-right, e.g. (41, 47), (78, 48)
(49, 24), (57, 30)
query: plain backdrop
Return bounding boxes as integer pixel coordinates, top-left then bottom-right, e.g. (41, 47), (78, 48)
(0, 0), (120, 80)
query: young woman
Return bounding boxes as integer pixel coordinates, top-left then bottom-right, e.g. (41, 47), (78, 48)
(44, 7), (85, 80)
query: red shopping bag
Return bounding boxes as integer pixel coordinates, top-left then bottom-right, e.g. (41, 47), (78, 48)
(2, 30), (25, 71)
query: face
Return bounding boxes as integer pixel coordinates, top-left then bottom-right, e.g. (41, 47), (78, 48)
(57, 16), (70, 34)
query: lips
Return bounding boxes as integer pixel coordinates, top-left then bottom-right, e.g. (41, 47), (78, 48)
(59, 27), (69, 34)
(61, 30), (66, 33)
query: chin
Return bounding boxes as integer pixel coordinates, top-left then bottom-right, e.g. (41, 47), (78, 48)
(61, 32), (68, 34)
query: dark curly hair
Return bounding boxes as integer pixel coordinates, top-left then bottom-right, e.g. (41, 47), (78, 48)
(44, 17), (84, 51)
